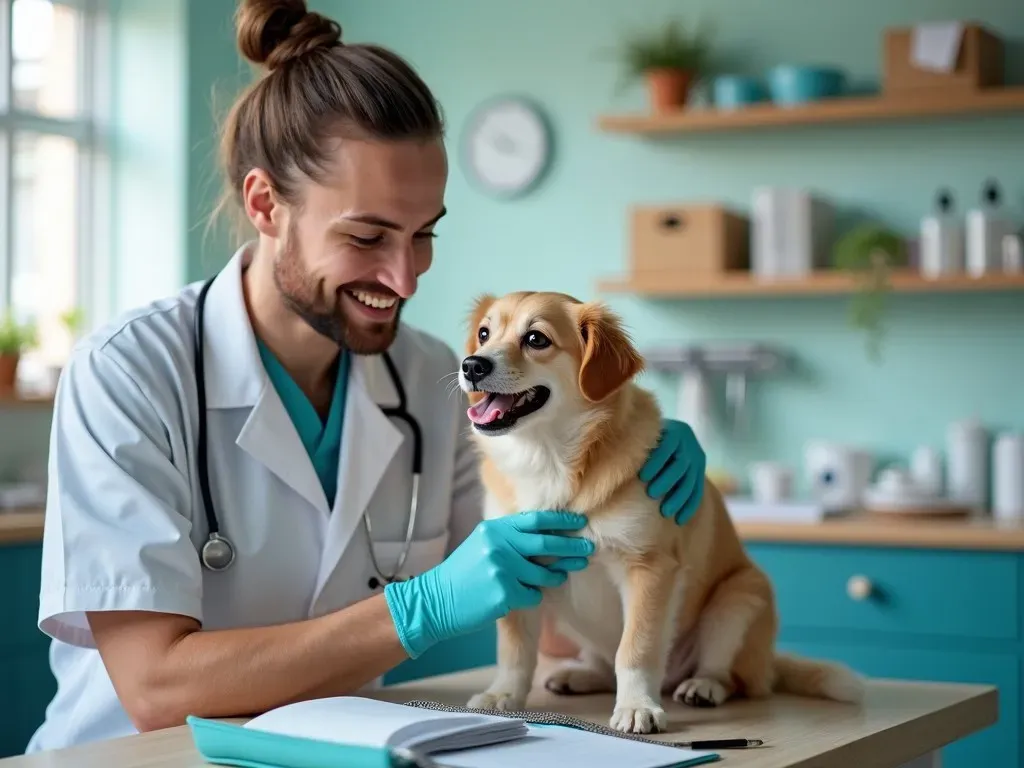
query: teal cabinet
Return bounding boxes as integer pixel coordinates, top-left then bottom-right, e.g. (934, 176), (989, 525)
(0, 544), (54, 758)
(746, 542), (1022, 768)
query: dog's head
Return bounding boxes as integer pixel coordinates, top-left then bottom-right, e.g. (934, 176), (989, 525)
(458, 291), (644, 438)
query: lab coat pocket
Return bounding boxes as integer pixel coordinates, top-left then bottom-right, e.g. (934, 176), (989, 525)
(369, 530), (450, 581)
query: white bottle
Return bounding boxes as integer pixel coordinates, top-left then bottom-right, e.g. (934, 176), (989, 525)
(966, 180), (1015, 277)
(911, 445), (943, 497)
(993, 433), (1024, 522)
(1002, 233), (1023, 273)
(919, 190), (964, 278)
(946, 419), (989, 512)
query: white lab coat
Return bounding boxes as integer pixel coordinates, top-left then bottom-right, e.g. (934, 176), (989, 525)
(25, 245), (483, 753)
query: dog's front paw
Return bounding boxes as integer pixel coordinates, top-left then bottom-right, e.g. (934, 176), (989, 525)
(609, 703), (666, 734)
(543, 662), (615, 695)
(467, 690), (526, 712)
(673, 677), (730, 708)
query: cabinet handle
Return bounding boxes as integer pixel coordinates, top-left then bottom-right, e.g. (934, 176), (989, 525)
(846, 575), (873, 601)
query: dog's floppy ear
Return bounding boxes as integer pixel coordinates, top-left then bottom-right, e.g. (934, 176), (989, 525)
(576, 302), (644, 403)
(465, 293), (496, 355)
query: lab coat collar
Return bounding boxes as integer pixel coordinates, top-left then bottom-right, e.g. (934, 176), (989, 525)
(314, 352), (404, 596)
(199, 243), (265, 410)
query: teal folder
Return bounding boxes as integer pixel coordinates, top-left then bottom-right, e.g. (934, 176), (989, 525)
(187, 716), (435, 768)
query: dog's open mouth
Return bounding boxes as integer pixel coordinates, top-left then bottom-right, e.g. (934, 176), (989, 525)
(467, 386), (551, 432)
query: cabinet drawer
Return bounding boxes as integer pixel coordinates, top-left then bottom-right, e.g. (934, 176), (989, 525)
(775, 640), (1018, 768)
(746, 543), (1019, 641)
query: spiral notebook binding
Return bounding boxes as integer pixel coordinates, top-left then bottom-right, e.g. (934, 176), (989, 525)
(403, 699), (683, 748)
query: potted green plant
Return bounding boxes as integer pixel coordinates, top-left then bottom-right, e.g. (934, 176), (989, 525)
(832, 224), (909, 363)
(0, 313), (37, 396)
(614, 18), (712, 113)
(60, 306), (85, 339)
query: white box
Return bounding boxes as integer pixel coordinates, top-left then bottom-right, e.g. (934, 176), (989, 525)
(751, 188), (833, 278)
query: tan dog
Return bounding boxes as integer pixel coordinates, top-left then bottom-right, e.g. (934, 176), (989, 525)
(457, 291), (864, 734)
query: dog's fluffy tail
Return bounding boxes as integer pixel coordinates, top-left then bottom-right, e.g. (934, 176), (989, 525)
(771, 652), (865, 703)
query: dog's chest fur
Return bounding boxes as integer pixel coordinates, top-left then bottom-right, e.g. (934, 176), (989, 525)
(481, 432), (663, 663)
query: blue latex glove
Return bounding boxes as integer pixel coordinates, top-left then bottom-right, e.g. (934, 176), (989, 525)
(638, 419), (707, 525)
(384, 510), (594, 659)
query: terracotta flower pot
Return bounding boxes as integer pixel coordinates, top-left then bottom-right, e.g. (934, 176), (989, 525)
(646, 68), (695, 113)
(0, 353), (19, 396)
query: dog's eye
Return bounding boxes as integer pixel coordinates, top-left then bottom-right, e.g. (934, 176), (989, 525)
(477, 327), (489, 344)
(524, 331), (551, 350)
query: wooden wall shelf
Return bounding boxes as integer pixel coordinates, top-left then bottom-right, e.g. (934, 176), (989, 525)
(597, 270), (1024, 298)
(597, 85), (1024, 135)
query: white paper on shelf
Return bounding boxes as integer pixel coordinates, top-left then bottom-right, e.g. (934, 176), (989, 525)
(911, 21), (964, 73)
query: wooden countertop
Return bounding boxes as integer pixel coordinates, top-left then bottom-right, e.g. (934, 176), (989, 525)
(0, 509), (45, 545)
(735, 513), (1024, 551)
(6, 506), (1024, 550)
(0, 660), (996, 768)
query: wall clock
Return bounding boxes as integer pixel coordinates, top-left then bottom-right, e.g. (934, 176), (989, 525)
(462, 96), (553, 199)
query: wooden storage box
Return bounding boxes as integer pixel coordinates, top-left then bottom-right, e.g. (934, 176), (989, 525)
(882, 23), (1004, 95)
(629, 204), (749, 277)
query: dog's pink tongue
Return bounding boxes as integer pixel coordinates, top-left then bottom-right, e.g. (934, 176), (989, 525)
(467, 393), (515, 425)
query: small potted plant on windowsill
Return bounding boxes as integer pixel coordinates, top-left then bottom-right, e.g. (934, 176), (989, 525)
(614, 18), (712, 113)
(0, 313), (37, 397)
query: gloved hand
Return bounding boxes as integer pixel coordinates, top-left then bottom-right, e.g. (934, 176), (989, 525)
(384, 510), (594, 659)
(638, 418), (707, 525)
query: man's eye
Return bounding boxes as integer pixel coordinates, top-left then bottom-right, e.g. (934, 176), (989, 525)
(350, 234), (383, 247)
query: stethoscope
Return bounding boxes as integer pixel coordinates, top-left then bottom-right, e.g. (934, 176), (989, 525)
(192, 276), (423, 590)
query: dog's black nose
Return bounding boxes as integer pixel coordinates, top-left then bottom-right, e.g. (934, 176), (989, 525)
(461, 355), (494, 384)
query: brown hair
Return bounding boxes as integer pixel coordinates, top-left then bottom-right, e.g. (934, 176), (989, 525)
(214, 0), (444, 234)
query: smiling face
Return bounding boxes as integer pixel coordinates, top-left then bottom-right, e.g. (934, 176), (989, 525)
(459, 291), (645, 438)
(245, 136), (448, 354)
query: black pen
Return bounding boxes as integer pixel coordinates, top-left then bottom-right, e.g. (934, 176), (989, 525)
(679, 738), (764, 749)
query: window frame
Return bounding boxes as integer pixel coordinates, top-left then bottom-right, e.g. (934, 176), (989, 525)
(0, 0), (112, 338)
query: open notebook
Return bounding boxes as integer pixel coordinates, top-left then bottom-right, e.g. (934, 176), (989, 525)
(187, 696), (720, 768)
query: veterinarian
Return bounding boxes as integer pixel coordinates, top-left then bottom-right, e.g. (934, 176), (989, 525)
(26, 0), (707, 754)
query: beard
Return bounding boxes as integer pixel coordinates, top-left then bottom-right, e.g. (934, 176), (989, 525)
(272, 221), (405, 355)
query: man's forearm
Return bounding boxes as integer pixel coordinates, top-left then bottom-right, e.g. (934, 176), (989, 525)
(89, 593), (409, 731)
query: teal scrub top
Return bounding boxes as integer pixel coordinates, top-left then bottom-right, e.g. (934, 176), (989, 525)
(256, 340), (350, 508)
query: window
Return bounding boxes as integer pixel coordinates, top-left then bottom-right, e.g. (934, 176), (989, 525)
(1, 0), (109, 386)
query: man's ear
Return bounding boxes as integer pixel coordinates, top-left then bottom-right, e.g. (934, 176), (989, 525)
(577, 302), (644, 403)
(464, 293), (496, 356)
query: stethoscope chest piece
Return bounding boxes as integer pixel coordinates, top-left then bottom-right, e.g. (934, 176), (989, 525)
(202, 533), (235, 571)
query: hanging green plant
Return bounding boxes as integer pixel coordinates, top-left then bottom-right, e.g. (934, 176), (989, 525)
(832, 224), (908, 363)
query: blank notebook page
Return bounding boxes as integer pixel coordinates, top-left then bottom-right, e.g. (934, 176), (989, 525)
(243, 697), (493, 749)
(434, 724), (718, 768)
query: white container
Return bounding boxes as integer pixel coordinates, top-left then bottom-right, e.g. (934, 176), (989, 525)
(1002, 233), (1023, 273)
(946, 419), (989, 511)
(993, 432), (1024, 522)
(966, 181), (1016, 277)
(910, 445), (943, 497)
(804, 441), (874, 513)
(749, 461), (794, 504)
(751, 188), (833, 278)
(919, 191), (963, 278)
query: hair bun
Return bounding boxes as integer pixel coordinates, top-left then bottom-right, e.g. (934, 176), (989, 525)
(235, 0), (342, 70)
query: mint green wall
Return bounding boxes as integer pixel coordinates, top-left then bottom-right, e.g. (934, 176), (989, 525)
(185, 0), (248, 283)
(289, 0), (1023, 490)
(108, 0), (187, 315)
